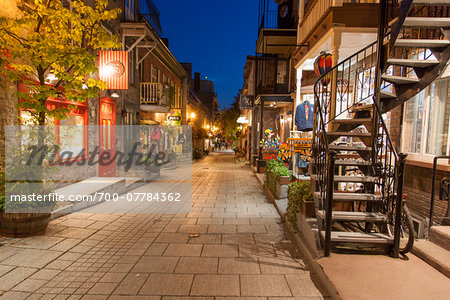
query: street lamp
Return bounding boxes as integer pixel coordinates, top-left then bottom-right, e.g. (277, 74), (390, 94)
(190, 112), (196, 119)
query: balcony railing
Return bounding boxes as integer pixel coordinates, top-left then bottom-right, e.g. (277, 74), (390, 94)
(259, 10), (278, 31)
(298, 0), (379, 43)
(255, 57), (290, 95)
(140, 83), (169, 106)
(139, 0), (163, 36)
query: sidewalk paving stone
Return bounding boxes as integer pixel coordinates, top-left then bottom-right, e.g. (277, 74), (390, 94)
(240, 274), (292, 297)
(190, 274), (240, 296)
(218, 257), (261, 274)
(163, 244), (202, 256)
(139, 273), (193, 295)
(174, 257), (218, 274)
(0, 153), (323, 298)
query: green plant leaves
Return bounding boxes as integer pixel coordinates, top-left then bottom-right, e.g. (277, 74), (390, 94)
(286, 180), (312, 230)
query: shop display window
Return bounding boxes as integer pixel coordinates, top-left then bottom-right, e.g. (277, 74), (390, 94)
(402, 79), (450, 159)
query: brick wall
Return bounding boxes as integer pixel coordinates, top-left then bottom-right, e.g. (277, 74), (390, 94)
(389, 105), (403, 151)
(404, 164), (449, 224)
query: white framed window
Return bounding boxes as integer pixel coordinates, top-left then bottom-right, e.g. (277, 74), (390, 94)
(401, 78), (450, 162)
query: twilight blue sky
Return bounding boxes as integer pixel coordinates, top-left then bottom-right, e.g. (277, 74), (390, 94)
(153, 0), (259, 109)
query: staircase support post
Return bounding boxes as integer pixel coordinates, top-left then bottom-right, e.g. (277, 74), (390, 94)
(329, 30), (342, 131)
(372, 0), (387, 163)
(324, 150), (336, 257)
(393, 153), (407, 258)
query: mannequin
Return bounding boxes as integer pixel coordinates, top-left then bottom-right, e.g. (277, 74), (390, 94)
(294, 100), (314, 132)
(293, 99), (314, 176)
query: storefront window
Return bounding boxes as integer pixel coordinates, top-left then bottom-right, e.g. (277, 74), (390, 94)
(60, 115), (85, 154)
(403, 89), (425, 153)
(402, 79), (450, 157)
(426, 80), (449, 155)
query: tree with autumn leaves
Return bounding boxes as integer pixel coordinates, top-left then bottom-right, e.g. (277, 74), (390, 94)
(214, 96), (241, 140)
(0, 0), (121, 125)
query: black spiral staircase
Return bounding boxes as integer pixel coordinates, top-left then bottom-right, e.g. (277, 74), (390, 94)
(311, 0), (450, 257)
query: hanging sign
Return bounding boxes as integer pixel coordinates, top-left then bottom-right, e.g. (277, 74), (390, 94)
(240, 95), (254, 109)
(98, 51), (129, 90)
(166, 110), (182, 125)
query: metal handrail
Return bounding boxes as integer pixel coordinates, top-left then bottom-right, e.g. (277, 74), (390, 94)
(429, 156), (450, 229)
(373, 99), (399, 162)
(311, 0), (408, 257)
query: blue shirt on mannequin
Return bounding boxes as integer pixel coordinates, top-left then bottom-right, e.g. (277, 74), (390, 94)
(295, 101), (313, 131)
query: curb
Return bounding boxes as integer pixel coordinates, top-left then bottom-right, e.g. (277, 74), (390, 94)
(251, 166), (341, 300)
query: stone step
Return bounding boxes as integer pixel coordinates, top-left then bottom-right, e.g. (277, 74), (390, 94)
(412, 239), (450, 278)
(311, 174), (377, 183)
(326, 132), (371, 138)
(313, 192), (382, 202)
(413, 0), (450, 5)
(320, 231), (393, 245)
(330, 118), (372, 125)
(311, 159), (371, 166)
(394, 39), (450, 48)
(403, 17), (450, 28)
(430, 226), (450, 252)
(382, 75), (420, 84)
(317, 210), (388, 222)
(380, 90), (396, 99)
(387, 58), (439, 68)
(329, 145), (372, 152)
(51, 177), (139, 219)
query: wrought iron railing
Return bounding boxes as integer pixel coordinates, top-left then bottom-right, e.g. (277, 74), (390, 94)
(139, 0), (163, 36)
(312, 79), (334, 256)
(312, 0), (408, 257)
(259, 9), (278, 31)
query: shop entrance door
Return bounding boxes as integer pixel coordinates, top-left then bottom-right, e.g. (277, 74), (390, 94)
(99, 97), (116, 177)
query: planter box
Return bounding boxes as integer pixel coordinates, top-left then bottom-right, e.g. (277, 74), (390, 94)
(257, 159), (266, 173)
(262, 152), (277, 160)
(300, 200), (316, 218)
(275, 182), (288, 199)
(278, 176), (290, 185)
(0, 212), (51, 237)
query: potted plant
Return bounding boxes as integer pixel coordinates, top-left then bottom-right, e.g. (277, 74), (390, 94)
(0, 170), (56, 237)
(264, 159), (282, 195)
(286, 180), (314, 230)
(0, 126), (58, 237)
(277, 166), (291, 185)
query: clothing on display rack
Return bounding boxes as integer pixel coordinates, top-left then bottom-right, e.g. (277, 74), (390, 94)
(150, 127), (161, 140)
(294, 101), (314, 132)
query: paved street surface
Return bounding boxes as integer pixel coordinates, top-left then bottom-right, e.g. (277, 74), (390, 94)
(0, 152), (326, 299)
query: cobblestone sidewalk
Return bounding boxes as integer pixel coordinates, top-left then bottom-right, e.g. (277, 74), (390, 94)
(0, 152), (327, 299)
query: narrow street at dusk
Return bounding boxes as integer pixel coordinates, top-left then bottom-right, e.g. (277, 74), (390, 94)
(0, 152), (326, 299)
(1, 0), (450, 298)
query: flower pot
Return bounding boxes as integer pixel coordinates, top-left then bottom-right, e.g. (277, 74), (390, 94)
(278, 176), (290, 186)
(0, 211), (51, 237)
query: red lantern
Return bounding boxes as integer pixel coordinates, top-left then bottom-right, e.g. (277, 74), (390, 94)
(314, 52), (332, 86)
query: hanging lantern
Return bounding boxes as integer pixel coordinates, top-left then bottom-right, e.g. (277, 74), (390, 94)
(314, 52), (332, 86)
